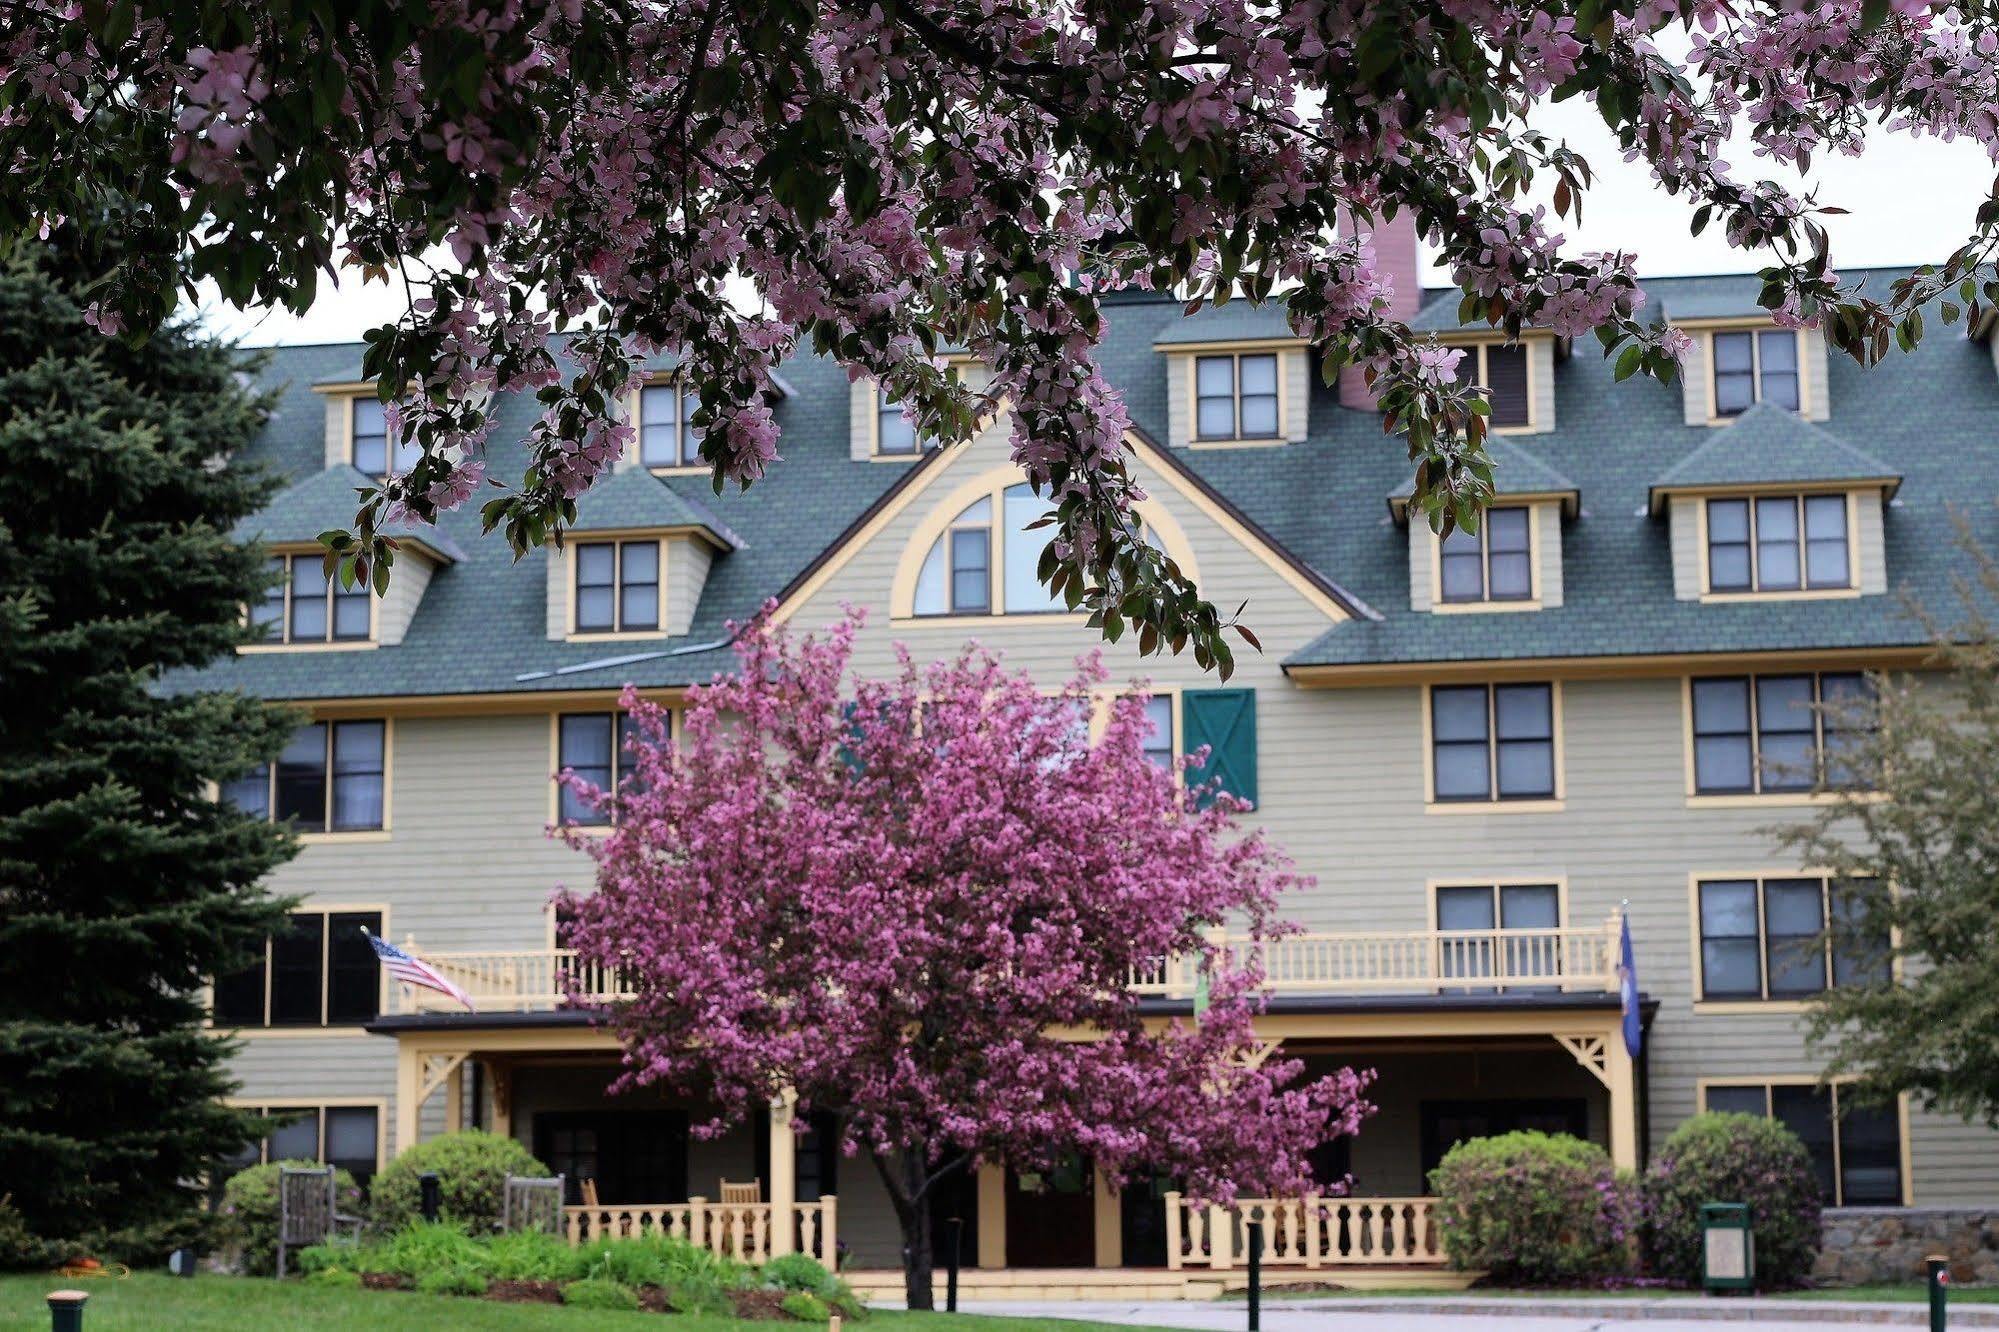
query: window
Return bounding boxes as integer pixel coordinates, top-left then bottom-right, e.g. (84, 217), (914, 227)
(222, 721), (387, 833)
(350, 398), (420, 476)
(1711, 329), (1800, 417)
(1696, 875), (1888, 1001)
(1450, 342), (1531, 428)
(222, 1105), (383, 1189)
(211, 910), (383, 1029)
(639, 382), (703, 469)
(1139, 695), (1175, 770)
(1435, 882), (1561, 984)
(1429, 683), (1557, 803)
(876, 385), (919, 456)
(252, 554), (371, 644)
(1194, 353), (1280, 441)
(573, 540), (660, 634)
(557, 711), (657, 825)
(1702, 1083), (1901, 1205)
(1438, 507), (1533, 604)
(1690, 672), (1873, 795)
(1705, 494), (1849, 594)
(913, 485), (1062, 616)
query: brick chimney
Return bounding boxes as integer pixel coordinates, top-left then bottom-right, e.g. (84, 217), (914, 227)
(1338, 210), (1425, 412)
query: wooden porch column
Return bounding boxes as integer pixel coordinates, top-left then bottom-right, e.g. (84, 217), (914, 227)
(1606, 1029), (1639, 1171)
(1091, 1169), (1122, 1268)
(768, 1091), (798, 1257)
(394, 1041), (421, 1158)
(976, 1163), (1006, 1269)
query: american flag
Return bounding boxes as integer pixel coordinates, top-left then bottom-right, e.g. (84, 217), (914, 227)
(367, 932), (476, 1012)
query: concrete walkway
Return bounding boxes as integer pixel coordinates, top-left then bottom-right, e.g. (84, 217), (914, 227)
(945, 1295), (1989, 1330)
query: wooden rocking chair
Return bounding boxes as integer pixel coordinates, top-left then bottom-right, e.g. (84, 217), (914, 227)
(719, 1180), (762, 1205)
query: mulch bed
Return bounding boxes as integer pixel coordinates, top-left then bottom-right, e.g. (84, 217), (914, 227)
(360, 1273), (412, 1291)
(638, 1286), (674, 1313)
(730, 1288), (791, 1320)
(486, 1279), (565, 1304)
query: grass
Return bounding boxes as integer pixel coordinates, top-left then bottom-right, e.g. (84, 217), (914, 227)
(1222, 1281), (1999, 1304)
(0, 1273), (1178, 1332)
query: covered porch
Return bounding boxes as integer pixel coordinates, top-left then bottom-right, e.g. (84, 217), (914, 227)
(370, 913), (1644, 1289)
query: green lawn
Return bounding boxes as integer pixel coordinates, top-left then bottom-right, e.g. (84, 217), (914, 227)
(1223, 1281), (1999, 1304)
(0, 1273), (1162, 1332)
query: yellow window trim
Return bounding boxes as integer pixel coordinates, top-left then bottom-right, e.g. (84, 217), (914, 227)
(1432, 338), (1540, 433)
(205, 902), (394, 1036)
(547, 706), (680, 828)
(226, 718), (394, 837)
(240, 547), (380, 651)
(1420, 680), (1566, 811)
(223, 1098), (390, 1175)
(1181, 349), (1289, 448)
(1683, 868), (1887, 1007)
(1427, 502), (1545, 614)
(1677, 672), (1878, 801)
(1694, 490), (1861, 602)
(888, 462), (1203, 621)
(1684, 322), (1814, 426)
(1691, 1076), (1911, 1206)
(624, 373), (709, 473)
(565, 535), (667, 639)
(1426, 875), (1571, 945)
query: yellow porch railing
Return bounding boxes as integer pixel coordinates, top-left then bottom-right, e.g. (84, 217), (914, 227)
(562, 1196), (837, 1266)
(386, 915), (1623, 1016)
(1164, 1193), (1445, 1269)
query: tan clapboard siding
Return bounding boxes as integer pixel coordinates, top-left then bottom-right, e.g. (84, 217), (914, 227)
(1282, 347), (1309, 443)
(228, 1035), (403, 1151)
(1668, 497), (1702, 600)
(1529, 337), (1557, 434)
(323, 394), (348, 470)
(545, 546), (568, 641)
(1909, 1115), (1999, 1204)
(1537, 499), (1565, 609)
(1806, 331), (1832, 422)
(1407, 521), (1434, 613)
(375, 552), (435, 647)
(1858, 492), (1887, 595)
(850, 377), (875, 462)
(1680, 337), (1711, 427)
(1166, 354), (1190, 450)
(665, 533), (712, 637)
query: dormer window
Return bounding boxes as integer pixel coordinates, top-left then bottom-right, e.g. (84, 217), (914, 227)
(1195, 353), (1279, 442)
(1705, 494), (1850, 594)
(349, 398), (419, 477)
(1713, 329), (1800, 416)
(253, 554), (371, 644)
(1451, 343), (1532, 429)
(876, 386), (920, 456)
(1440, 507), (1533, 604)
(638, 381), (702, 470)
(573, 539), (660, 633)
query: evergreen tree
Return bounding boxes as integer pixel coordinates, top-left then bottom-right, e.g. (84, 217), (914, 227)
(0, 241), (298, 1260)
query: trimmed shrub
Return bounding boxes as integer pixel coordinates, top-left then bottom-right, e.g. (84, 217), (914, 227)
(217, 1161), (362, 1277)
(416, 1265), (491, 1296)
(764, 1252), (835, 1295)
(563, 1277), (641, 1310)
(1429, 1130), (1640, 1284)
(305, 1267), (362, 1290)
(782, 1291), (831, 1321)
(1642, 1112), (1822, 1289)
(368, 1131), (549, 1234)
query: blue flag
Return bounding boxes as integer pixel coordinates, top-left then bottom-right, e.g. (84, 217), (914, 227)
(1619, 914), (1642, 1057)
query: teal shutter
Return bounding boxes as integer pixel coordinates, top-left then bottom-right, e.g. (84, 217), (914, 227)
(1181, 689), (1257, 807)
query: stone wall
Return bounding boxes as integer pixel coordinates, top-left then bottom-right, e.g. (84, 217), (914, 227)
(1816, 1208), (1999, 1286)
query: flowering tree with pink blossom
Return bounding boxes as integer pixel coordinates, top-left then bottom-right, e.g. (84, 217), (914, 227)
(555, 611), (1368, 1304)
(16, 1), (1999, 671)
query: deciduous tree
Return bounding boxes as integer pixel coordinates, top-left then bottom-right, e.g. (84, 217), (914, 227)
(557, 612), (1367, 1305)
(13, 0), (1999, 669)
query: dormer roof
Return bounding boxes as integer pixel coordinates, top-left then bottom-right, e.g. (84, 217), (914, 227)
(1646, 404), (1901, 514)
(570, 467), (744, 549)
(1387, 439), (1581, 522)
(235, 465), (467, 564)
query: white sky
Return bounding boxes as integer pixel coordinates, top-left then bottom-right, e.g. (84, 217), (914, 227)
(199, 108), (1995, 348)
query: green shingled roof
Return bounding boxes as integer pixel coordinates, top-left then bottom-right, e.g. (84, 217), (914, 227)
(162, 268), (1992, 702)
(570, 466), (744, 548)
(1646, 404), (1901, 512)
(1388, 439), (1580, 519)
(233, 464), (467, 562)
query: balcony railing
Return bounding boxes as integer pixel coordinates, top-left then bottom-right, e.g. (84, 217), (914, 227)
(1165, 1192), (1446, 1270)
(383, 915), (1623, 1017)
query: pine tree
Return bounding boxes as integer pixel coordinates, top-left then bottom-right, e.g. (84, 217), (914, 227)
(0, 240), (298, 1260)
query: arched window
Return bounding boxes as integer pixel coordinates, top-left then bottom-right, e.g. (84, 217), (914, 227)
(912, 484), (1063, 617)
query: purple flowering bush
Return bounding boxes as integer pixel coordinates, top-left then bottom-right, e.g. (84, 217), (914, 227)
(1429, 1131), (1639, 1284)
(1642, 1112), (1822, 1289)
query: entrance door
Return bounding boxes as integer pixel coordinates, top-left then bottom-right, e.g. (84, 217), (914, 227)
(1118, 1172), (1173, 1268)
(536, 1109), (689, 1205)
(1417, 1098), (1587, 1187)
(1005, 1156), (1095, 1268)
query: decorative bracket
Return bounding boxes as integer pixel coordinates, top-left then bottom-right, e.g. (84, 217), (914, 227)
(1553, 1033), (1610, 1088)
(418, 1051), (469, 1108)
